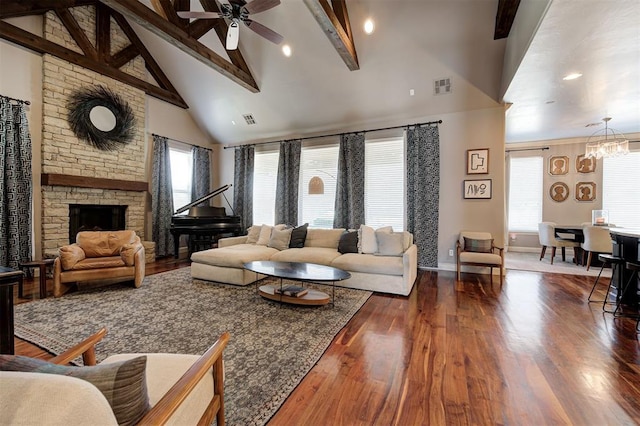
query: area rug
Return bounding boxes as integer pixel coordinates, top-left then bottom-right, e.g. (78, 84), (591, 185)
(505, 250), (611, 277)
(14, 268), (372, 426)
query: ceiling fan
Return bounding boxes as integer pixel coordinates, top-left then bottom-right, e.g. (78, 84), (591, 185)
(177, 0), (283, 50)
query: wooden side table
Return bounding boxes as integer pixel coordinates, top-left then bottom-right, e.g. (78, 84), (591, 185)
(0, 266), (24, 354)
(18, 259), (55, 299)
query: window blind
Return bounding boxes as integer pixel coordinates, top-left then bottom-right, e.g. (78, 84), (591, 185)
(603, 151), (640, 228)
(168, 147), (192, 216)
(365, 138), (405, 230)
(253, 150), (279, 226)
(508, 156), (543, 232)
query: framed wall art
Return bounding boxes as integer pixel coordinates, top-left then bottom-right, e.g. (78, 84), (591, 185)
(549, 182), (569, 202)
(463, 179), (492, 199)
(576, 182), (596, 202)
(548, 156), (569, 175)
(576, 154), (596, 173)
(466, 148), (489, 174)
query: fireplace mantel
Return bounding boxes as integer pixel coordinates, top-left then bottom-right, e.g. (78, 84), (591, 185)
(41, 173), (148, 192)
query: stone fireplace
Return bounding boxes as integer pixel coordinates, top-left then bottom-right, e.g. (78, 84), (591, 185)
(68, 204), (127, 243)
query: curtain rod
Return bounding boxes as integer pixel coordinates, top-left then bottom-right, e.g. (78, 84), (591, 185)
(1, 94), (30, 105)
(223, 119), (443, 149)
(505, 146), (550, 153)
(151, 133), (212, 151)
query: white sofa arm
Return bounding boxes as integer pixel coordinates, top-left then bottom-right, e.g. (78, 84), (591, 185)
(218, 235), (248, 247)
(0, 372), (118, 425)
(403, 244), (418, 290)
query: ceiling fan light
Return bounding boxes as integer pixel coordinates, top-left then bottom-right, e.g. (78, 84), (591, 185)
(364, 19), (375, 35)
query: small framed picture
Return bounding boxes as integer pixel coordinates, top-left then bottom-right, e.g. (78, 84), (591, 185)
(466, 148), (489, 174)
(549, 182), (569, 202)
(576, 154), (596, 173)
(575, 182), (596, 202)
(549, 156), (569, 175)
(463, 179), (492, 199)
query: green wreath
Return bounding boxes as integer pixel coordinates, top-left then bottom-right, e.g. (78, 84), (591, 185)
(67, 86), (136, 151)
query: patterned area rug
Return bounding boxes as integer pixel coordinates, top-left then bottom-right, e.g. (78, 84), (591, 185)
(14, 268), (372, 426)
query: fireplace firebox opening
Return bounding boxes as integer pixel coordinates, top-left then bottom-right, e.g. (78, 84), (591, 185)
(69, 204), (127, 243)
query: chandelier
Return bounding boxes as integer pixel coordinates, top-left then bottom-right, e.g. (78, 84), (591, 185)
(585, 117), (629, 159)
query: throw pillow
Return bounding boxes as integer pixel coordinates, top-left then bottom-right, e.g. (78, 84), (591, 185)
(0, 355), (149, 426)
(245, 225), (262, 244)
(268, 227), (293, 251)
(289, 223), (309, 248)
(338, 231), (359, 254)
(463, 237), (493, 253)
(376, 232), (405, 256)
(359, 225), (393, 254)
(256, 224), (273, 246)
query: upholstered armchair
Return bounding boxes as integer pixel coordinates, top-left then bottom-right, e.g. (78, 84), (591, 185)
(0, 328), (229, 426)
(538, 222), (580, 265)
(456, 231), (504, 285)
(54, 230), (145, 297)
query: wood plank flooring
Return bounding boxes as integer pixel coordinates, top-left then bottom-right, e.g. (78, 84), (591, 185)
(13, 262), (640, 425)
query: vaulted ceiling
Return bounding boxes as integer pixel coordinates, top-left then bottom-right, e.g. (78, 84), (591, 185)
(2, 0), (638, 145)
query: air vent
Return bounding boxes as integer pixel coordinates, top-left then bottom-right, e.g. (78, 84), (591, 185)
(434, 78), (451, 95)
(243, 114), (256, 125)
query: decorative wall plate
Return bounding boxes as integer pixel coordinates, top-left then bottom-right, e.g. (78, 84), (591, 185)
(548, 155), (569, 175)
(576, 182), (596, 202)
(549, 182), (569, 202)
(576, 154), (596, 173)
(67, 85), (135, 151)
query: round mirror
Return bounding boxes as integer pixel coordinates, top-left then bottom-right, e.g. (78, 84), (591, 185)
(89, 105), (117, 132)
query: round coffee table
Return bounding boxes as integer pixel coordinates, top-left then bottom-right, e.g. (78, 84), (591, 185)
(243, 261), (351, 306)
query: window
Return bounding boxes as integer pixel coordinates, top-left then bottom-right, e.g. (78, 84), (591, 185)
(603, 151), (640, 228)
(168, 146), (192, 215)
(508, 156), (543, 232)
(365, 137), (404, 230)
(253, 149), (279, 225)
(299, 145), (339, 228)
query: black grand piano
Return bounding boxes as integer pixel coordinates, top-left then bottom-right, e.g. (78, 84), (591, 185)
(169, 184), (242, 258)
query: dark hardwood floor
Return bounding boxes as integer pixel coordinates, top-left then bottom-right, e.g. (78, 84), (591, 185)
(13, 261), (640, 424)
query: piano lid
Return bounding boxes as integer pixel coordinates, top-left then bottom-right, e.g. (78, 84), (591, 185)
(174, 184), (234, 215)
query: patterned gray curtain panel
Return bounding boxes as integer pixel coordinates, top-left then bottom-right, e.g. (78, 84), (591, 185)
(233, 145), (254, 232)
(333, 132), (365, 229)
(0, 97), (32, 269)
(191, 146), (211, 203)
(151, 135), (174, 257)
(275, 140), (301, 225)
(406, 125), (440, 268)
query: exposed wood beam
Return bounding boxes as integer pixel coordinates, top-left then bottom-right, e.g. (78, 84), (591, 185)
(173, 0), (191, 27)
(98, 0), (259, 93)
(187, 19), (217, 40)
(303, 0), (359, 71)
(110, 44), (139, 68)
(54, 7), (97, 59)
(0, 0), (96, 19)
(0, 20), (187, 108)
(96, 3), (111, 62)
(494, 0), (521, 39)
(150, 0), (184, 29)
(331, 0), (353, 42)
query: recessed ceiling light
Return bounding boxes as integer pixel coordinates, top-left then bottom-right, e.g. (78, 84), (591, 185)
(231, 120), (236, 125)
(563, 73), (583, 81)
(364, 18), (375, 35)
(282, 44), (292, 57)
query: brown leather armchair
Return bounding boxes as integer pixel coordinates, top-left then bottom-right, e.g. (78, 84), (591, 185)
(53, 230), (145, 297)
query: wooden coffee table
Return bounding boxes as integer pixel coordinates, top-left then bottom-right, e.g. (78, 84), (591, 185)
(243, 261), (351, 306)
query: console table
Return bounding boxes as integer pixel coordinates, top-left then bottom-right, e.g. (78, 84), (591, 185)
(0, 266), (24, 354)
(609, 228), (640, 308)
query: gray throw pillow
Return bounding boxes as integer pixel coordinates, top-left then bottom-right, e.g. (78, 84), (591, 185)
(0, 355), (150, 426)
(289, 223), (308, 248)
(375, 232), (405, 256)
(463, 237), (493, 253)
(268, 227), (293, 251)
(338, 231), (359, 254)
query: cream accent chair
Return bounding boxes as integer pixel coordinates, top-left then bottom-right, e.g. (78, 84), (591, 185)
(0, 328), (229, 426)
(456, 231), (504, 285)
(538, 222), (580, 265)
(54, 230), (145, 297)
(581, 225), (613, 271)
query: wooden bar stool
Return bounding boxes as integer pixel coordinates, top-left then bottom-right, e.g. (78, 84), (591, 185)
(587, 253), (625, 313)
(614, 261), (640, 319)
(17, 258), (55, 299)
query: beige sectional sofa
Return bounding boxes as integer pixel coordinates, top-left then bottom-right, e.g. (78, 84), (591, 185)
(190, 226), (418, 296)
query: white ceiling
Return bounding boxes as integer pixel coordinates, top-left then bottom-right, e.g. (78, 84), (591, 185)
(133, 0), (640, 146)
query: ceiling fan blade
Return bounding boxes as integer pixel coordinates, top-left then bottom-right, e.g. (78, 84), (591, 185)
(176, 11), (223, 19)
(226, 20), (240, 50)
(243, 0), (280, 15)
(244, 19), (284, 45)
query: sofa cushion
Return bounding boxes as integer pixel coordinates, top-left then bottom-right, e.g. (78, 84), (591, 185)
(304, 228), (345, 249)
(270, 247), (342, 265)
(358, 225), (392, 254)
(338, 231), (359, 254)
(0, 355), (149, 426)
(245, 225), (262, 244)
(268, 227), (292, 251)
(76, 231), (137, 258)
(191, 244), (279, 268)
(331, 253), (404, 276)
(289, 223), (309, 248)
(69, 256), (127, 270)
(459, 252), (502, 265)
(376, 232), (405, 256)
